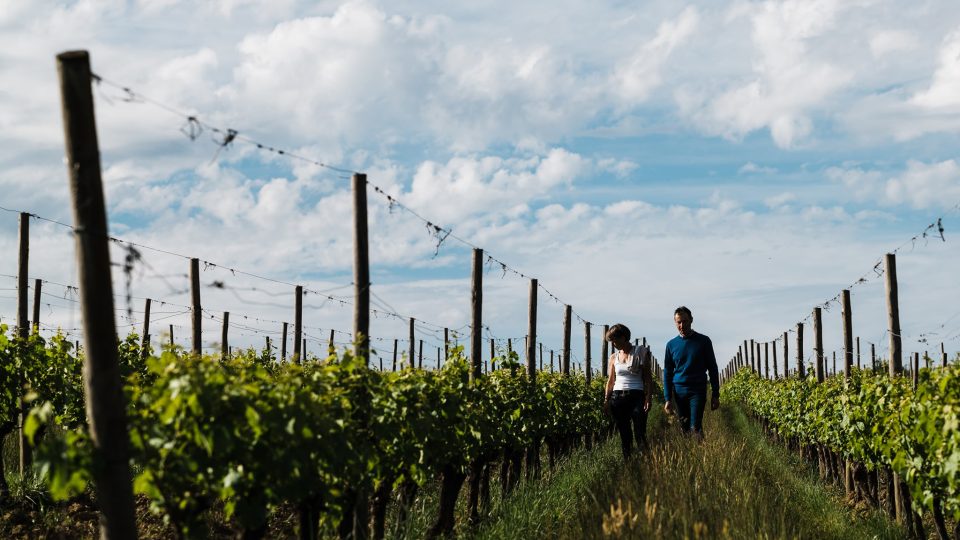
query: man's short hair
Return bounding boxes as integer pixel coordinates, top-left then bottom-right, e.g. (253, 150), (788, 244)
(606, 323), (631, 342)
(674, 306), (693, 319)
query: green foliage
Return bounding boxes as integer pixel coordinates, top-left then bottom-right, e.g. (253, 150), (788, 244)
(19, 336), (607, 537)
(723, 366), (960, 520)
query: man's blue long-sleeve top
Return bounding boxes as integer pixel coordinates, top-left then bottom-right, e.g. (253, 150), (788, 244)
(663, 331), (720, 401)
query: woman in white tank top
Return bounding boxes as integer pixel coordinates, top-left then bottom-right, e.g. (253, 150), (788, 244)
(603, 323), (653, 458)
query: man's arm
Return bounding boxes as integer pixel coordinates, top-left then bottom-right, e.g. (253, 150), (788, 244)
(704, 336), (720, 409)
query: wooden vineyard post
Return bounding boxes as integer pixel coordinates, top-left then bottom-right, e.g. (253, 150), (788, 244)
(169, 324), (174, 348)
(882, 255), (905, 523)
(772, 340), (778, 378)
(796, 323), (804, 378)
(584, 322), (592, 384)
(329, 329), (335, 355)
(527, 279), (537, 380)
(550, 350), (554, 373)
(832, 351), (837, 377)
(221, 312), (229, 358)
(601, 325), (609, 378)
(841, 289), (854, 496)
(281, 322), (288, 361)
(17, 212), (28, 340)
(842, 290), (853, 380)
(16, 212), (30, 475)
(489, 338), (495, 371)
(782, 332), (788, 379)
(470, 248), (483, 381)
(539, 343), (543, 371)
(141, 298), (151, 354)
(749, 339), (755, 372)
(392, 339), (398, 371)
(303, 338), (307, 360)
(813, 307), (824, 383)
(437, 347), (441, 370)
(856, 336), (861, 369)
(885, 254), (903, 376)
(943, 343), (949, 369)
(32, 278), (41, 333)
(764, 342), (769, 379)
(190, 258), (201, 356)
(743, 340), (749, 372)
(293, 285), (303, 363)
(913, 352), (919, 390)
(57, 50), (137, 539)
(409, 318), (416, 370)
(871, 343), (877, 373)
(467, 251), (485, 536)
(562, 305), (572, 375)
(444, 327), (449, 363)
(346, 171), (371, 539)
(754, 343), (763, 377)
(419, 339), (424, 369)
(352, 172), (370, 363)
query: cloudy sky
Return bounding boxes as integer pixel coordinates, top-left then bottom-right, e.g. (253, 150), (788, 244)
(1, 0), (959, 374)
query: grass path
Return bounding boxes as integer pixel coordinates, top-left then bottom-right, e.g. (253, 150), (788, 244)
(466, 403), (903, 539)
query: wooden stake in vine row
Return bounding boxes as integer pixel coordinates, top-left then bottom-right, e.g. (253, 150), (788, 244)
(352, 172), (370, 363)
(469, 250), (484, 372)
(392, 339), (398, 371)
(813, 307), (824, 383)
(57, 49), (138, 540)
(190, 257), (201, 355)
(584, 322), (592, 384)
(885, 253), (903, 376)
(527, 279), (537, 380)
(16, 212), (30, 475)
(409, 318), (416, 370)
(221, 311), (229, 358)
(293, 285), (303, 363)
(601, 324), (609, 378)
(562, 305), (572, 375)
(141, 298), (151, 354)
(32, 278), (41, 333)
(796, 322), (804, 378)
(782, 331), (788, 379)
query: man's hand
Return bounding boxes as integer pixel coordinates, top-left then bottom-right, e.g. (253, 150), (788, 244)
(663, 400), (673, 414)
(711, 396), (720, 411)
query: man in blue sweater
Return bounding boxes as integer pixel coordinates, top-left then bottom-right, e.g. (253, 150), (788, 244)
(663, 306), (720, 436)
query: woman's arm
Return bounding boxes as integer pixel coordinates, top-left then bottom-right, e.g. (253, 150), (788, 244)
(642, 354), (653, 411)
(603, 353), (616, 414)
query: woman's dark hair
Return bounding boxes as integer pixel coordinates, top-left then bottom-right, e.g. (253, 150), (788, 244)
(606, 323), (631, 342)
(674, 306), (693, 319)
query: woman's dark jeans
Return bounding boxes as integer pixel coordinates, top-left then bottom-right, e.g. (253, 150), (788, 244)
(609, 389), (648, 458)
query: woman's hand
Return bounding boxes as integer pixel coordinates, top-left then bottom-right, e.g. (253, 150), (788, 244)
(603, 400), (611, 416)
(643, 395), (651, 412)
